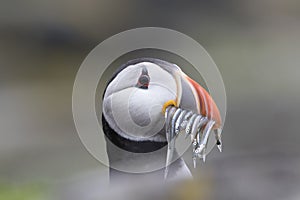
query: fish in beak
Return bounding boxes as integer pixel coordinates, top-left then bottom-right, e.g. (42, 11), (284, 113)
(160, 65), (222, 178)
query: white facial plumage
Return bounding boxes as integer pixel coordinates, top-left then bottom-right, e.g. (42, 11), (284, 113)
(103, 62), (178, 142)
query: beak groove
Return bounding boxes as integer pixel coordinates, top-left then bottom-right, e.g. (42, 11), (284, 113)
(183, 75), (222, 129)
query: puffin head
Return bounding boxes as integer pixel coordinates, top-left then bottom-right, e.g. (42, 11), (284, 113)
(102, 58), (221, 148)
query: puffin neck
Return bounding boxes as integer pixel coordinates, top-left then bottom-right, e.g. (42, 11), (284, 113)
(102, 114), (167, 153)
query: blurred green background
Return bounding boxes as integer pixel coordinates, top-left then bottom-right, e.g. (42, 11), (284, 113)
(1, 0), (300, 199)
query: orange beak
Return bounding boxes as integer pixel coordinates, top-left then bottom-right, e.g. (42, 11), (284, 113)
(184, 75), (222, 129)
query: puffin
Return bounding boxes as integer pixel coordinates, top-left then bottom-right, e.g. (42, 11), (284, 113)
(102, 58), (222, 183)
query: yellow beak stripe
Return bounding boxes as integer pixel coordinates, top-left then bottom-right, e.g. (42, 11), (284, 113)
(162, 100), (177, 114)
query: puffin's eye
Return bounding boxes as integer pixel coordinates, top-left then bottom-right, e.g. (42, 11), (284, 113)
(136, 67), (150, 89)
(137, 75), (150, 89)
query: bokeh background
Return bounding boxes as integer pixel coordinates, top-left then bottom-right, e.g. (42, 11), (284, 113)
(1, 0), (300, 199)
